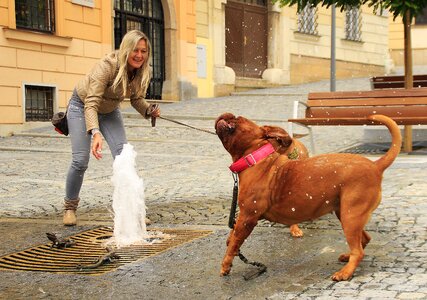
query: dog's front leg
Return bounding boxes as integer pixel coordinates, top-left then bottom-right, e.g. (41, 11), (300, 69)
(221, 214), (257, 276)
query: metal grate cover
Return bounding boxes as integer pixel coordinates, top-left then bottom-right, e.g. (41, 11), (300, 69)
(341, 141), (427, 155)
(0, 226), (212, 275)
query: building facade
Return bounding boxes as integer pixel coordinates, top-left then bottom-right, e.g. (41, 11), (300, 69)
(389, 7), (427, 73)
(1, 0), (390, 135)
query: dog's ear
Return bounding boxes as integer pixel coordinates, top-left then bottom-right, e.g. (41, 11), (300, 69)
(262, 126), (293, 147)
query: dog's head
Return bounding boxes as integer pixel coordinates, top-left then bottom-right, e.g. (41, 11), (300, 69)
(215, 113), (293, 159)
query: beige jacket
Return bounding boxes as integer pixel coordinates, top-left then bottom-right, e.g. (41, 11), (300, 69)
(75, 51), (151, 133)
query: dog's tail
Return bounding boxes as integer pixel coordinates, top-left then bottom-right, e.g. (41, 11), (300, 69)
(369, 114), (402, 172)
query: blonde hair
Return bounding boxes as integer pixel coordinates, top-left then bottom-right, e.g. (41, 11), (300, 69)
(113, 30), (152, 97)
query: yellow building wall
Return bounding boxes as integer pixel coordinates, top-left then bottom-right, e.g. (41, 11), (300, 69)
(196, 38), (214, 97)
(176, 0), (198, 87)
(287, 4), (388, 83)
(195, 0), (213, 97)
(0, 1), (10, 27)
(389, 15), (427, 67)
(0, 0), (112, 132)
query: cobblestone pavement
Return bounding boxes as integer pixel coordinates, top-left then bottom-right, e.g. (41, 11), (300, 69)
(0, 77), (426, 299)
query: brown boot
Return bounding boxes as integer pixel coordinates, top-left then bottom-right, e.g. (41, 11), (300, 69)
(63, 198), (79, 226)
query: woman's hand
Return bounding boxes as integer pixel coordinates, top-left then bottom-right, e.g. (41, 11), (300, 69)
(91, 133), (103, 160)
(150, 105), (161, 118)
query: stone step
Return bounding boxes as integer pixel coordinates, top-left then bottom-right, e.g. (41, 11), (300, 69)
(234, 77), (281, 92)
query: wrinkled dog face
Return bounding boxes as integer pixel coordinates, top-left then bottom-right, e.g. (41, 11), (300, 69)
(215, 113), (293, 157)
(215, 113), (262, 156)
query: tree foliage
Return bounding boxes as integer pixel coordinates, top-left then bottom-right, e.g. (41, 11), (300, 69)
(273, 0), (427, 21)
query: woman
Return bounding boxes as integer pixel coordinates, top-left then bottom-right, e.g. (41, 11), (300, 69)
(63, 30), (160, 226)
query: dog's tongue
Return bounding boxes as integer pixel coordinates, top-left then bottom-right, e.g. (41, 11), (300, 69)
(216, 119), (228, 131)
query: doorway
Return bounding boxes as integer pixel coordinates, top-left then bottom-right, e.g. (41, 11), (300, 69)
(225, 0), (268, 78)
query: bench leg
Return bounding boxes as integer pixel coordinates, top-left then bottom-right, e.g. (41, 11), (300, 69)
(309, 127), (316, 155)
(288, 122), (294, 138)
(403, 125), (413, 153)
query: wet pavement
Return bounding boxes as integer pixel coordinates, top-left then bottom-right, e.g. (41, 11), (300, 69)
(0, 77), (426, 299)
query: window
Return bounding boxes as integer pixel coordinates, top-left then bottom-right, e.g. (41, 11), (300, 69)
(297, 3), (318, 35)
(415, 7), (427, 25)
(114, 0), (165, 99)
(15, 0), (55, 33)
(345, 6), (362, 42)
(25, 85), (55, 121)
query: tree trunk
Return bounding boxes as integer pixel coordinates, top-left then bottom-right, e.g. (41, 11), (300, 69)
(403, 10), (413, 89)
(403, 10), (413, 152)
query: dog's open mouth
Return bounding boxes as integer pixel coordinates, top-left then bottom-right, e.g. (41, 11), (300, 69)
(215, 113), (237, 136)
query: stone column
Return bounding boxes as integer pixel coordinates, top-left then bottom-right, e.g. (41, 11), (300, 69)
(212, 0), (235, 96)
(262, 2), (290, 85)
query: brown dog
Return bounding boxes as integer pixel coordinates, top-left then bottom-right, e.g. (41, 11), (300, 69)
(215, 112), (401, 281)
(263, 125), (309, 238)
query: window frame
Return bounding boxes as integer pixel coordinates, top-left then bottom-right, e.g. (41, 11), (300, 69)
(297, 3), (318, 36)
(22, 83), (58, 122)
(15, 0), (56, 34)
(345, 6), (362, 42)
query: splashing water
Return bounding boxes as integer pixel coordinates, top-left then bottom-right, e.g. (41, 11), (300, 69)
(110, 143), (148, 248)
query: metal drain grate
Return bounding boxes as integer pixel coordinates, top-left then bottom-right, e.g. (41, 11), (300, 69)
(0, 226), (212, 275)
(341, 141), (427, 155)
(340, 143), (389, 154)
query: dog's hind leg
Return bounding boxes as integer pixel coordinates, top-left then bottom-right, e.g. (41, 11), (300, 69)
(221, 214), (258, 276)
(332, 211), (371, 281)
(362, 230), (371, 248)
(338, 230), (371, 262)
(334, 204), (372, 263)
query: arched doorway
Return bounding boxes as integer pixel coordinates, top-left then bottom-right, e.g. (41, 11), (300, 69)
(225, 0), (268, 78)
(114, 0), (165, 99)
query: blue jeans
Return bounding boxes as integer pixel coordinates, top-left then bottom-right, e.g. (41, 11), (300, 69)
(65, 90), (127, 200)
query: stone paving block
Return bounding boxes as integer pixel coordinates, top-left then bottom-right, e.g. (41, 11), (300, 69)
(398, 292), (427, 299)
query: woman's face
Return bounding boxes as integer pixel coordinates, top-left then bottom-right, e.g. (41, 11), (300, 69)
(127, 39), (148, 71)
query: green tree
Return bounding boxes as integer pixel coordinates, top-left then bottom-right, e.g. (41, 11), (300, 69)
(274, 0), (427, 89)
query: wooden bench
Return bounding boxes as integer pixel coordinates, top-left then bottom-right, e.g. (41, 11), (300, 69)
(287, 88), (427, 154)
(371, 74), (427, 89)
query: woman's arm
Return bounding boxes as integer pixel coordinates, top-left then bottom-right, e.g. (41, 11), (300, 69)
(83, 58), (116, 133)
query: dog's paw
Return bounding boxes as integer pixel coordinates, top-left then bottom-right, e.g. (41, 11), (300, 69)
(289, 225), (304, 238)
(220, 262), (232, 276)
(220, 268), (231, 276)
(331, 270), (353, 281)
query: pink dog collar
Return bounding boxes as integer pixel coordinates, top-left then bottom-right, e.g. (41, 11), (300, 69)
(229, 143), (275, 173)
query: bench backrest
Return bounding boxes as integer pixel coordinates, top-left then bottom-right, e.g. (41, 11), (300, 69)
(306, 89), (427, 119)
(371, 74), (427, 89)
